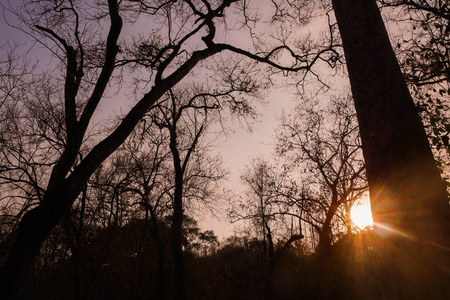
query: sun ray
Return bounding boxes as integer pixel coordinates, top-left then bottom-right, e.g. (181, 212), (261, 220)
(351, 203), (373, 229)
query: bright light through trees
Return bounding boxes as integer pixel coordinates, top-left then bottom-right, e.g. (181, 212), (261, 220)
(350, 202), (373, 229)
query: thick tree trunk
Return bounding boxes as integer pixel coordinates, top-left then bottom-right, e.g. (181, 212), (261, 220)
(332, 0), (450, 298)
(316, 202), (340, 299)
(171, 180), (185, 300)
(0, 192), (73, 300)
(156, 242), (166, 300)
(316, 202), (339, 257)
(169, 132), (186, 300)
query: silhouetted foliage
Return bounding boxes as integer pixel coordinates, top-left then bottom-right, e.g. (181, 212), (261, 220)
(13, 223), (420, 300)
(382, 0), (450, 185)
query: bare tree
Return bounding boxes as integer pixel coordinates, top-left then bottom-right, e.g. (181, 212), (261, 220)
(116, 125), (172, 300)
(236, 158), (304, 300)
(150, 86), (230, 299)
(276, 95), (367, 256)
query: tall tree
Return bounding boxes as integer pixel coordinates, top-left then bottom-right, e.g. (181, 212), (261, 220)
(104, 126), (172, 300)
(0, 1), (336, 298)
(149, 86), (231, 299)
(332, 0), (450, 298)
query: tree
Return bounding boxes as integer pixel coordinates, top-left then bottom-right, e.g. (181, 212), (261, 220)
(179, 215), (220, 256)
(64, 153), (142, 300)
(237, 158), (304, 300)
(150, 86), (229, 299)
(381, 0), (450, 86)
(0, 1), (337, 298)
(98, 126), (172, 300)
(276, 95), (367, 256)
(332, 0), (450, 298)
(381, 0), (450, 185)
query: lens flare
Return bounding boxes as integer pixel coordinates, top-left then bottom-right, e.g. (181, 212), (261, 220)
(351, 204), (373, 229)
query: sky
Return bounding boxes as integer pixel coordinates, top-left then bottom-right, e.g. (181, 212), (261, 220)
(0, 1), (371, 240)
(198, 88), (298, 238)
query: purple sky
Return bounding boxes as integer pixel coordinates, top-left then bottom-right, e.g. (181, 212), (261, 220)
(0, 1), (340, 239)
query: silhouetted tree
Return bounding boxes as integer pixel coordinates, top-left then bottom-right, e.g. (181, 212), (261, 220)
(108, 124), (172, 300)
(276, 95), (367, 256)
(332, 0), (450, 298)
(150, 86), (230, 299)
(237, 158), (304, 300)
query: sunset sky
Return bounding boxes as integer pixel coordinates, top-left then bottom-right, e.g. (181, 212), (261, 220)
(0, 0), (371, 239)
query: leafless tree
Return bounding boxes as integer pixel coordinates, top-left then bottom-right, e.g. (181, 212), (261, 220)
(276, 95), (367, 256)
(150, 85), (232, 299)
(237, 157), (304, 300)
(0, 1), (338, 298)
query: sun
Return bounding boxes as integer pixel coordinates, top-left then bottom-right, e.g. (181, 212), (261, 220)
(351, 203), (373, 229)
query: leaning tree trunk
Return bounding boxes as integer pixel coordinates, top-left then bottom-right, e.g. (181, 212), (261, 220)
(332, 0), (450, 298)
(0, 190), (76, 300)
(316, 201), (339, 257)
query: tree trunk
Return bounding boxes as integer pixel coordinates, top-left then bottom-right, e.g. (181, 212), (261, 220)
(171, 180), (185, 300)
(72, 245), (83, 300)
(156, 242), (166, 300)
(316, 202), (339, 257)
(170, 131), (186, 300)
(332, 0), (450, 298)
(148, 207), (166, 300)
(316, 202), (340, 299)
(0, 195), (72, 300)
(264, 222), (274, 300)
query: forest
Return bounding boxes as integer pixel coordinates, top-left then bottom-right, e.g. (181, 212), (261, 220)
(0, 0), (449, 299)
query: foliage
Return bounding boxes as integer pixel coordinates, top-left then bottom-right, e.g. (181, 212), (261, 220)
(383, 0), (450, 185)
(12, 226), (397, 300)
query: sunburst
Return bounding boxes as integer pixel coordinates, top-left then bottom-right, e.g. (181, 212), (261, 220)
(351, 203), (373, 229)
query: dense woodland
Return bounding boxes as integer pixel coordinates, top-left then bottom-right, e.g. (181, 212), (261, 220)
(1, 0), (450, 299)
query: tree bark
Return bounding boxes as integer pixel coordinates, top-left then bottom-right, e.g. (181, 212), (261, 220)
(316, 201), (339, 257)
(0, 191), (73, 300)
(169, 130), (186, 300)
(170, 176), (185, 300)
(332, 0), (450, 298)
